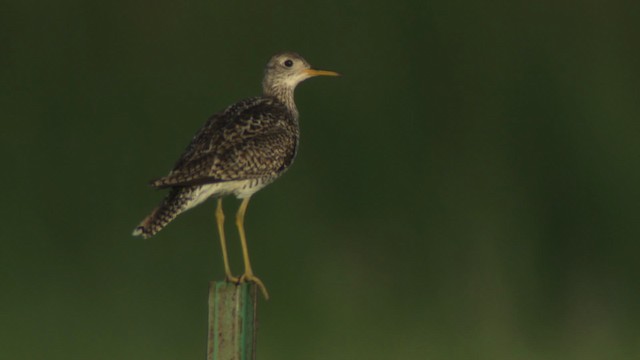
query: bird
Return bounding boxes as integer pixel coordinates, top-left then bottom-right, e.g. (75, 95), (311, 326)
(132, 52), (339, 298)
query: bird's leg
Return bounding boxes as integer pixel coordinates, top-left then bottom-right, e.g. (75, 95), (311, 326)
(216, 198), (238, 283)
(236, 197), (269, 299)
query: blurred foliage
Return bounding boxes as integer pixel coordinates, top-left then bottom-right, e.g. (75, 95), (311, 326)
(2, 0), (639, 359)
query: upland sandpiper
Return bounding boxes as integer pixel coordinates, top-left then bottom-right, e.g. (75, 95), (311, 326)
(132, 52), (339, 298)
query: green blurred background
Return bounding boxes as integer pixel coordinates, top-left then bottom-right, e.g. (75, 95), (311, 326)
(2, 0), (639, 359)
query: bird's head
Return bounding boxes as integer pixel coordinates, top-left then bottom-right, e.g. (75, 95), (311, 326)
(262, 52), (339, 97)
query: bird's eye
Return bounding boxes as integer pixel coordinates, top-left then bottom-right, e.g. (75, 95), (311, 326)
(283, 59), (294, 67)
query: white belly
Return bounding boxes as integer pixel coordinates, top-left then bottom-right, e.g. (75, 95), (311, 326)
(185, 178), (272, 211)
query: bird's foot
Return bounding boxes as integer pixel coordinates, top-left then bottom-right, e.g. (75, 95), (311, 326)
(239, 273), (270, 300)
(224, 274), (240, 284)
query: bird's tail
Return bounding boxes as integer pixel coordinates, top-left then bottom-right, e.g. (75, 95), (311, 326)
(132, 187), (194, 238)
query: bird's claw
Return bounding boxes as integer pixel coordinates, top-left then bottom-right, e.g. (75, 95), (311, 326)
(225, 274), (240, 284)
(238, 273), (270, 300)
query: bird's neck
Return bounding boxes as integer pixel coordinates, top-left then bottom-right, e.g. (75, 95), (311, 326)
(263, 84), (298, 119)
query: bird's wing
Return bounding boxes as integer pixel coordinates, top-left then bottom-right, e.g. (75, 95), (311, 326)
(150, 99), (297, 188)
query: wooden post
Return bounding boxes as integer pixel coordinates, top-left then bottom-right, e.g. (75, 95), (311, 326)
(207, 281), (258, 360)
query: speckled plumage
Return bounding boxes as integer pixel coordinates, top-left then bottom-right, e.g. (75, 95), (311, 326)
(133, 52), (337, 238)
(151, 97), (298, 189)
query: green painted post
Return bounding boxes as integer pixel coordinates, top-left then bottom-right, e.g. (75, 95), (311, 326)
(207, 281), (258, 360)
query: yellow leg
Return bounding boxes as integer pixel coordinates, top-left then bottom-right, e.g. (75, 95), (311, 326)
(236, 197), (269, 299)
(216, 198), (238, 283)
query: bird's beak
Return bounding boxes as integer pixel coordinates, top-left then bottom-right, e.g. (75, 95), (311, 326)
(304, 69), (340, 77)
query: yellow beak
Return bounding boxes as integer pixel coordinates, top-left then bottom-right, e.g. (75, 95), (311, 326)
(304, 69), (340, 77)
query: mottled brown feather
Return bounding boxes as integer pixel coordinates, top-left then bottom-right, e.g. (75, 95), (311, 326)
(150, 97), (298, 188)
